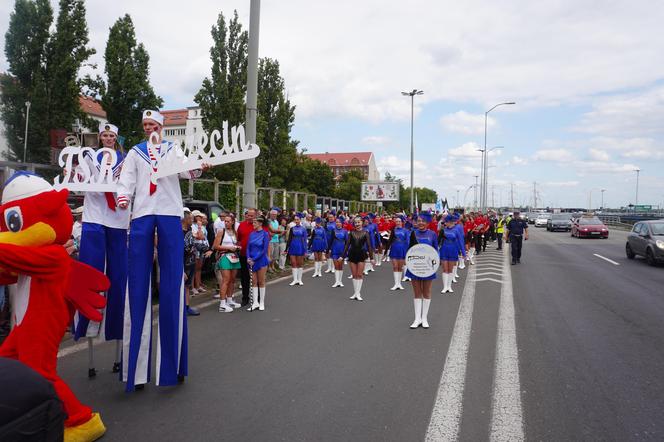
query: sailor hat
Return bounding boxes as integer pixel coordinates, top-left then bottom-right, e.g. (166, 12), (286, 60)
(99, 122), (119, 135)
(142, 109), (164, 125)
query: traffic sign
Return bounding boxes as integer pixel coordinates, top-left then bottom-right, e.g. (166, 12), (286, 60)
(635, 205), (652, 212)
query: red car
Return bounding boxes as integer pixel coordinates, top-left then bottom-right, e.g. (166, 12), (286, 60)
(571, 216), (609, 238)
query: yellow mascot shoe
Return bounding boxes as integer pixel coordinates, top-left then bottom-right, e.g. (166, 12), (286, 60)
(64, 412), (106, 442)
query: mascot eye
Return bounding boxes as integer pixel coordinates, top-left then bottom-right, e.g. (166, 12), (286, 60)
(4, 207), (23, 233)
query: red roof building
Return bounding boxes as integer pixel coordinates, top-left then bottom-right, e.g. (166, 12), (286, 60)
(78, 96), (107, 119)
(305, 152), (379, 181)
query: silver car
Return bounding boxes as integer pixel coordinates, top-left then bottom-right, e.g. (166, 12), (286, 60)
(626, 220), (664, 266)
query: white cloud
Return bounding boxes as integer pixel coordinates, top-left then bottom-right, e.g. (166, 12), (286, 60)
(361, 136), (390, 146)
(440, 111), (496, 135)
(533, 149), (576, 163)
(588, 148), (610, 162)
(510, 156), (529, 166)
(448, 142), (482, 158)
(544, 181), (579, 188)
(3, 1), (664, 121)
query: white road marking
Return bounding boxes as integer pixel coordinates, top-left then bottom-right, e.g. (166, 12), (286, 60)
(426, 262), (476, 441)
(476, 277), (503, 284)
(57, 268), (314, 359)
(476, 271), (503, 277)
(593, 253), (620, 266)
(490, 248), (524, 441)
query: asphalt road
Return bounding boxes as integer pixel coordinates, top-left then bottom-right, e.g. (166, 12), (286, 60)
(52, 226), (664, 441)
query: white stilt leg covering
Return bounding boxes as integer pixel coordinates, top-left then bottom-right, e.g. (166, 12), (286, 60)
(259, 287), (266, 311)
(290, 268), (298, 286)
(421, 298), (431, 328)
(410, 299), (423, 328)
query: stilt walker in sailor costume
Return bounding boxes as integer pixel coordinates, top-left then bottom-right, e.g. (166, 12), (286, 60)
(116, 110), (204, 392)
(309, 218), (327, 277)
(328, 217), (348, 288)
(406, 213), (438, 328)
(324, 213), (336, 273)
(438, 215), (463, 294)
(285, 213), (307, 286)
(73, 123), (129, 378)
(386, 215), (408, 291)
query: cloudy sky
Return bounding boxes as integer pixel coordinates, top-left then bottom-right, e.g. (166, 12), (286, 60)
(2, 0), (664, 209)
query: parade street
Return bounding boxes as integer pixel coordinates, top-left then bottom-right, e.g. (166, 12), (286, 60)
(55, 228), (664, 442)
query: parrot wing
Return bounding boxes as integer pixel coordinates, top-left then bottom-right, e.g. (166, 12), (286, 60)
(65, 260), (109, 322)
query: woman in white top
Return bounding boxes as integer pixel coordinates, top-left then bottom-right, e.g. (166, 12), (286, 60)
(213, 215), (242, 312)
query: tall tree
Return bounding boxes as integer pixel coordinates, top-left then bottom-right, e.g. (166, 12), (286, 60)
(335, 169), (365, 201)
(195, 10), (248, 181)
(100, 14), (162, 147)
(46, 0), (95, 130)
(255, 58), (299, 188)
(0, 0), (53, 162)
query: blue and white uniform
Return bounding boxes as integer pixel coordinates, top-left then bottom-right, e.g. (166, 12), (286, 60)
(117, 126), (201, 392)
(74, 148), (129, 342)
(310, 226), (328, 253)
(388, 227), (409, 260)
(248, 229), (270, 271)
(286, 225), (308, 256)
(329, 228), (348, 259)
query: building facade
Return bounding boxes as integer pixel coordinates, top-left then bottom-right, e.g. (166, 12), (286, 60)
(305, 152), (380, 182)
(161, 106), (203, 143)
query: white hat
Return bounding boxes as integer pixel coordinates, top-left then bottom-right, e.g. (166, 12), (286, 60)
(2, 172), (53, 205)
(191, 210), (203, 218)
(98, 122), (119, 135)
(142, 109), (164, 125)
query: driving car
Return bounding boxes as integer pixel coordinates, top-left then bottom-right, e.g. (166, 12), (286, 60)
(571, 216), (609, 238)
(625, 220), (664, 266)
(547, 213), (572, 231)
(534, 214), (550, 227)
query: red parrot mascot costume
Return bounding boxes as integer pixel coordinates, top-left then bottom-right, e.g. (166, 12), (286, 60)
(0, 172), (109, 442)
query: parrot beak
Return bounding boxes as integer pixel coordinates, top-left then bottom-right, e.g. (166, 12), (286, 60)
(0, 222), (57, 247)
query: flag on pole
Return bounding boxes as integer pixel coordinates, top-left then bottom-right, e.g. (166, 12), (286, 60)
(435, 199), (442, 212)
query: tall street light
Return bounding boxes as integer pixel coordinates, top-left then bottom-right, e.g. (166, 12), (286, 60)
(482, 102), (515, 211)
(601, 189), (606, 209)
(23, 101), (31, 163)
(634, 168), (640, 207)
(402, 89), (423, 214)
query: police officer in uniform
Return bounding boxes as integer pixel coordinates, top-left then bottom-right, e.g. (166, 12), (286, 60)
(505, 210), (528, 265)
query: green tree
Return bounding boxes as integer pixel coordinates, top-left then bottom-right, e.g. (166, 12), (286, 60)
(255, 57), (299, 188)
(0, 0), (53, 162)
(195, 10), (248, 181)
(335, 169), (364, 201)
(100, 14), (163, 147)
(46, 0), (95, 130)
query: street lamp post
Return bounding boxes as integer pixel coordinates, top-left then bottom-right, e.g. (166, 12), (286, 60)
(634, 168), (640, 207)
(473, 175), (479, 210)
(23, 101), (31, 163)
(601, 189), (606, 209)
(402, 89), (423, 214)
(482, 102), (515, 211)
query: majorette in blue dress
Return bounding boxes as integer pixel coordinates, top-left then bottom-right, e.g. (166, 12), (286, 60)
(248, 229), (270, 271)
(287, 225), (308, 256)
(329, 228), (348, 260)
(310, 226), (328, 252)
(439, 226), (463, 262)
(388, 226), (409, 260)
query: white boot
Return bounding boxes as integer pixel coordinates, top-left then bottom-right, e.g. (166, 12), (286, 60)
(337, 270), (344, 287)
(313, 262), (320, 277)
(350, 279), (358, 299)
(376, 254), (382, 266)
(447, 273), (454, 293)
(421, 299), (431, 328)
(367, 262), (375, 272)
(410, 299), (422, 328)
(297, 268), (304, 285)
(458, 259), (466, 270)
(325, 258), (334, 273)
(289, 268), (298, 286)
(453, 265), (459, 279)
(390, 272), (401, 291)
(348, 273), (354, 279)
(402, 273), (411, 282)
(363, 262), (370, 275)
(355, 279), (364, 301)
(259, 287), (266, 311)
(469, 249), (475, 265)
(332, 270), (340, 287)
(441, 273), (448, 293)
(452, 266), (458, 283)
(248, 287), (260, 311)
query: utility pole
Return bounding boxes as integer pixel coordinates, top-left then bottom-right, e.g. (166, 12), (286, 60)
(533, 181), (537, 210)
(601, 189), (605, 209)
(634, 168), (640, 206)
(473, 175), (479, 211)
(491, 185), (495, 208)
(243, 0), (260, 209)
(510, 183), (514, 212)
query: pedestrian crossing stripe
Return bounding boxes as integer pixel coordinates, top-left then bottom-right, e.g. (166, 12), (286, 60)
(475, 277), (503, 284)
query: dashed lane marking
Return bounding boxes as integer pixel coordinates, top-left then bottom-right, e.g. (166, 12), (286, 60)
(593, 253), (620, 266)
(489, 248), (524, 441)
(476, 277), (503, 284)
(425, 262), (476, 441)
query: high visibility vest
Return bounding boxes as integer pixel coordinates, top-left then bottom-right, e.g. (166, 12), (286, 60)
(496, 218), (505, 233)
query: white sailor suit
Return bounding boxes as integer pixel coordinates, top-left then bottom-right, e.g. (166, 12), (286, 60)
(117, 140), (200, 391)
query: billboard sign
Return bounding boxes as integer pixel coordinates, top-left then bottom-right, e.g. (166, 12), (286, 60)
(361, 182), (399, 201)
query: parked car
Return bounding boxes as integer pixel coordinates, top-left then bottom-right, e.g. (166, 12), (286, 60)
(547, 214), (572, 231)
(534, 214), (551, 227)
(571, 216), (608, 238)
(625, 220), (664, 266)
